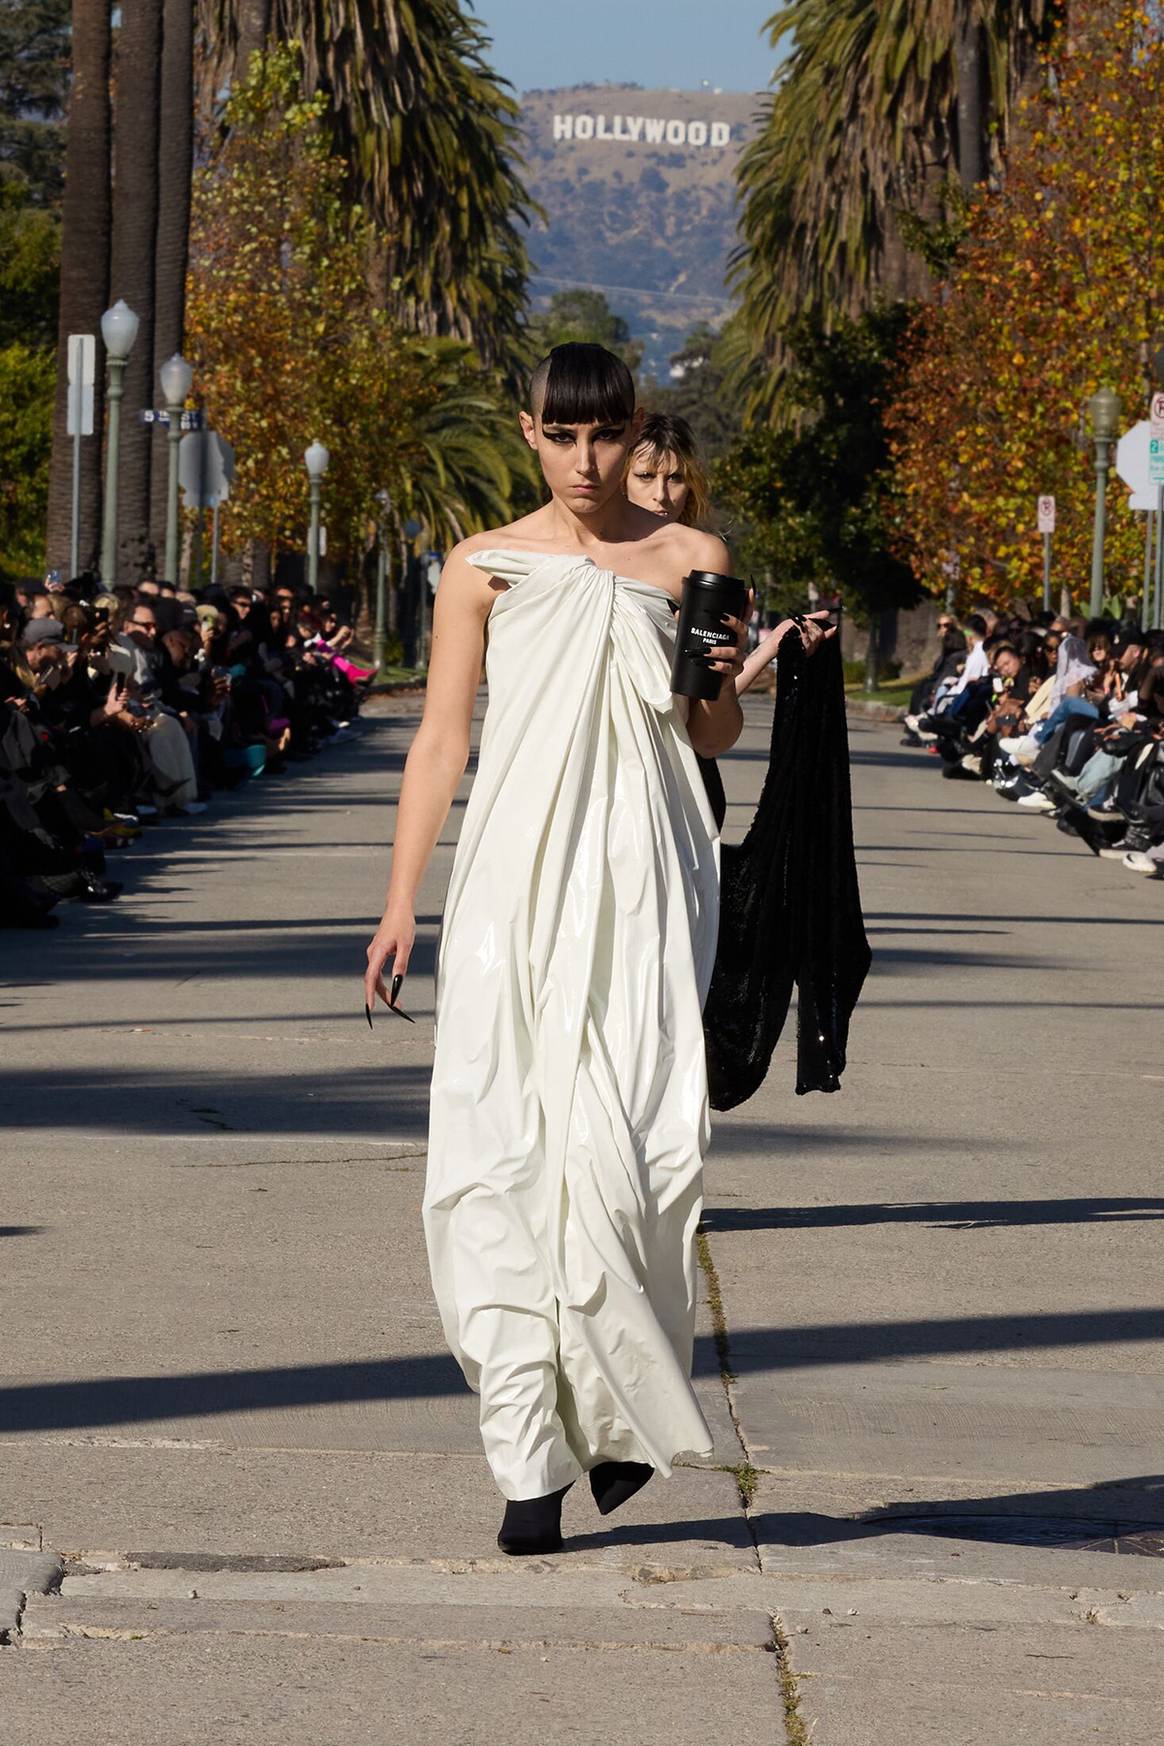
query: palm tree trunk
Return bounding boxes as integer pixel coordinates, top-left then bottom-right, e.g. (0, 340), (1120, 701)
(149, 0), (193, 565)
(109, 0), (164, 577)
(954, 13), (988, 193)
(230, 0), (273, 594)
(46, 0), (111, 573)
(235, 0), (270, 77)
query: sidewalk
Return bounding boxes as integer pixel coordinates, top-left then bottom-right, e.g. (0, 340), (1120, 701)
(1, 696), (1162, 1743)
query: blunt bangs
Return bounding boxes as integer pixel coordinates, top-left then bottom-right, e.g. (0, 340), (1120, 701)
(534, 343), (636, 426)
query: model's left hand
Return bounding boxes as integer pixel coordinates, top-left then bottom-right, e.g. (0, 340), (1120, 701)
(795, 610), (836, 656)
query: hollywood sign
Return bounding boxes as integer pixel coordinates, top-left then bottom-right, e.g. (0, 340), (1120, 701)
(552, 112), (732, 148)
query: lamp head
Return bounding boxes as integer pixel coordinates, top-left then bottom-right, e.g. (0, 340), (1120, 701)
(101, 299), (140, 360)
(304, 441), (330, 481)
(160, 353), (193, 406)
(1087, 385), (1122, 442)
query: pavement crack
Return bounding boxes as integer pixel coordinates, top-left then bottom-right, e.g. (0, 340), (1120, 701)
(696, 1227), (762, 1571)
(769, 1615), (811, 1746)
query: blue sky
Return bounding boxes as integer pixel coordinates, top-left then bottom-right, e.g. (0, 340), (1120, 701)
(468, 2), (782, 95)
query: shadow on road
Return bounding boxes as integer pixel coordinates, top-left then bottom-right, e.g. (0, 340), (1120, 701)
(701, 1198), (1164, 1232)
(757, 1474), (1164, 1548)
(4, 1310), (1163, 1433)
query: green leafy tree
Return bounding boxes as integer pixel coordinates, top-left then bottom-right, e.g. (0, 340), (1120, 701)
(0, 177), (58, 576)
(0, 340), (54, 577)
(712, 307), (918, 623)
(526, 289), (643, 377)
(0, 0), (71, 204)
(645, 322), (739, 461)
(187, 47), (528, 566)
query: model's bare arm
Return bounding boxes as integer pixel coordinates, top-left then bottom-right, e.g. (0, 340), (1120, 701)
(364, 547), (491, 1009)
(736, 610), (836, 695)
(680, 532), (746, 758)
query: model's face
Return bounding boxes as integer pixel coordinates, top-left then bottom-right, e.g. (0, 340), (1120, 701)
(626, 449), (689, 521)
(519, 410), (639, 516)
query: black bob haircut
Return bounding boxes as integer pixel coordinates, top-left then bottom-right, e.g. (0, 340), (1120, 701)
(528, 342), (636, 426)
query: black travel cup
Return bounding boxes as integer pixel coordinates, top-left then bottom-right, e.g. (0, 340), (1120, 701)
(670, 570), (749, 700)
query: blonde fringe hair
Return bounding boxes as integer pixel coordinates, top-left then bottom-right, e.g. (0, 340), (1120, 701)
(628, 412), (711, 527)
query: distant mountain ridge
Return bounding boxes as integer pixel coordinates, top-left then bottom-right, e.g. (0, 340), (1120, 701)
(519, 83), (762, 375)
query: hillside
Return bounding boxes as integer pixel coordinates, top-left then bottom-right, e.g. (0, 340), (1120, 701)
(519, 83), (762, 376)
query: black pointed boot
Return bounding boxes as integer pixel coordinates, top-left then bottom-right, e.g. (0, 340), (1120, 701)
(589, 1461), (654, 1517)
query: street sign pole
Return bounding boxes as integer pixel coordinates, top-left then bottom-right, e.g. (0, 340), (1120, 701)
(1143, 514), (1155, 633)
(1147, 396), (1164, 632)
(70, 371), (82, 579)
(1036, 496), (1056, 613)
(66, 334), (95, 578)
(190, 430), (207, 588)
(211, 500), (221, 590)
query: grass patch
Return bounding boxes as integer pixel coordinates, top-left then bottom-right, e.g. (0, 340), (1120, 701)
(370, 664), (425, 687)
(735, 1462), (760, 1508)
(845, 680), (912, 709)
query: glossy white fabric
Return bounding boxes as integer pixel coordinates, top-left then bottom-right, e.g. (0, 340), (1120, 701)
(423, 549), (720, 1500)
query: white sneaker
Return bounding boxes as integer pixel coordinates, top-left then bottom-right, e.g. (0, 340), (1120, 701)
(1123, 850), (1160, 874)
(1017, 790), (1057, 811)
(961, 754), (983, 776)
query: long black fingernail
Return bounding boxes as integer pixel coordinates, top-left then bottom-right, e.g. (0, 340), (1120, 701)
(391, 973), (404, 1005)
(365, 1003), (373, 1030)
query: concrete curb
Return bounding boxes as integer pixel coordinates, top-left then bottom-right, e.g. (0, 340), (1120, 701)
(846, 698), (906, 724)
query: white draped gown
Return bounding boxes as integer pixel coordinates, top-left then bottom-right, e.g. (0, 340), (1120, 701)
(423, 549), (720, 1500)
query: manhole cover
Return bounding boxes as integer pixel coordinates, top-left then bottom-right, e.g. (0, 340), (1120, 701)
(868, 1514), (1164, 1556)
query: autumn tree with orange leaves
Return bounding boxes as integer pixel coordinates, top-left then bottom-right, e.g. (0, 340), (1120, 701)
(186, 47), (526, 572)
(888, 1), (1164, 608)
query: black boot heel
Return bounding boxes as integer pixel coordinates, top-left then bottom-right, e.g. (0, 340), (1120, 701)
(589, 1460), (653, 1517)
(497, 1484), (572, 1555)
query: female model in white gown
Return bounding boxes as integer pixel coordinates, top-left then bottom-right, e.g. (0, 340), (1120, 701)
(364, 344), (751, 1555)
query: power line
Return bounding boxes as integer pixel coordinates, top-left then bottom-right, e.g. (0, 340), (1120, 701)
(531, 272), (735, 311)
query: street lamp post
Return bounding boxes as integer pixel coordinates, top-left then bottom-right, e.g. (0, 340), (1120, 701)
(373, 489), (390, 672)
(98, 300), (140, 586)
(304, 441), (329, 593)
(1087, 385), (1121, 619)
(160, 352), (193, 584)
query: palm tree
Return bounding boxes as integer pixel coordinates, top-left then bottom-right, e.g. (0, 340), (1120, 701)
(108, 0), (163, 574)
(395, 339), (534, 547)
(734, 0), (1054, 403)
(196, 0), (534, 374)
(46, 0), (111, 571)
(148, 0), (194, 562)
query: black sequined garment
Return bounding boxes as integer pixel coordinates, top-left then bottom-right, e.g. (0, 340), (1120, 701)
(703, 632), (871, 1107)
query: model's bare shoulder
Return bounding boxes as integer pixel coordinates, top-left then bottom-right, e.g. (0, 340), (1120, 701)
(438, 538), (503, 610)
(668, 524), (732, 575)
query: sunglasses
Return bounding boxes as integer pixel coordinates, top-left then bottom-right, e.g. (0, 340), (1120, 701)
(364, 972), (415, 1027)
